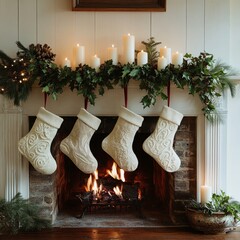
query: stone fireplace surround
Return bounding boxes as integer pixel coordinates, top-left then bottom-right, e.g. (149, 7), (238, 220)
(0, 80), (227, 224)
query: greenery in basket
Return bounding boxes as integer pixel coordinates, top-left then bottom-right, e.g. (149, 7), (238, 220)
(0, 192), (51, 235)
(0, 38), (237, 121)
(185, 190), (240, 222)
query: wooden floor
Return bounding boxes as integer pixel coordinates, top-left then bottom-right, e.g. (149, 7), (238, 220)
(1, 227), (240, 240)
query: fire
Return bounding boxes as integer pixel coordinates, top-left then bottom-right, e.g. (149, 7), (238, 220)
(113, 185), (123, 199)
(106, 162), (125, 182)
(84, 163), (125, 199)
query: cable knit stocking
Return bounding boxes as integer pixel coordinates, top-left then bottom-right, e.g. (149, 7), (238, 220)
(60, 108), (101, 174)
(18, 107), (63, 175)
(102, 106), (144, 172)
(143, 105), (183, 172)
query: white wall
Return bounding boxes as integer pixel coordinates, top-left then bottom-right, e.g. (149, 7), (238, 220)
(228, 0), (240, 201)
(0, 0), (240, 200)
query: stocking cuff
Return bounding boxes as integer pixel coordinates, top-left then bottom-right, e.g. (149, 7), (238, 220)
(119, 106), (144, 127)
(78, 108), (101, 130)
(37, 107), (63, 129)
(161, 105), (183, 125)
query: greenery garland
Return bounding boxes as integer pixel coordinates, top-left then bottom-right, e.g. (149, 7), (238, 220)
(0, 38), (236, 121)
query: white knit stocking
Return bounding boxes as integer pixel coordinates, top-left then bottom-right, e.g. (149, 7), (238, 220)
(102, 106), (144, 172)
(18, 107), (63, 175)
(60, 108), (101, 174)
(143, 106), (183, 172)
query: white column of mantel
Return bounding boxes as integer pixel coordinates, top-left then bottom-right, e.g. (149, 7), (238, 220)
(204, 94), (228, 194)
(0, 96), (29, 200)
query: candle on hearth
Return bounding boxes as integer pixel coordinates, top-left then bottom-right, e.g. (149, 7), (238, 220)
(122, 33), (135, 64)
(157, 56), (167, 70)
(64, 57), (71, 67)
(137, 50), (148, 66)
(172, 51), (183, 67)
(160, 46), (172, 64)
(200, 185), (212, 204)
(90, 54), (100, 72)
(76, 44), (85, 66)
(107, 44), (118, 65)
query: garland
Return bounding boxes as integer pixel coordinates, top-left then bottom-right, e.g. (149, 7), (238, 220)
(0, 39), (236, 121)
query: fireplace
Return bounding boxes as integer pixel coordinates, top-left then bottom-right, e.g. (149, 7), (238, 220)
(0, 83), (228, 226)
(28, 114), (197, 226)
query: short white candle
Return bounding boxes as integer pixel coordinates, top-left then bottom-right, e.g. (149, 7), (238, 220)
(108, 44), (118, 65)
(201, 185), (212, 204)
(157, 56), (167, 70)
(76, 44), (85, 66)
(122, 33), (135, 64)
(172, 51), (183, 67)
(160, 46), (172, 64)
(90, 54), (100, 72)
(64, 57), (71, 67)
(137, 50), (148, 66)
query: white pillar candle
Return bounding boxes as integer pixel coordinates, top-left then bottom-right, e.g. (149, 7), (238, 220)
(76, 44), (85, 66)
(160, 46), (172, 64)
(64, 57), (71, 67)
(90, 54), (100, 72)
(200, 185), (212, 204)
(137, 50), (148, 66)
(108, 44), (118, 65)
(172, 51), (183, 67)
(122, 33), (135, 64)
(157, 56), (167, 70)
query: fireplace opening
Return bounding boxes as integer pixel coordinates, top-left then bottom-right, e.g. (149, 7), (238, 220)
(29, 115), (197, 227)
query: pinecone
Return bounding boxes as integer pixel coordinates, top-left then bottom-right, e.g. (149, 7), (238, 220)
(29, 43), (56, 61)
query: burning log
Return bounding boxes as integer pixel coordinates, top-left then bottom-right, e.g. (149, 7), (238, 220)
(76, 162), (142, 218)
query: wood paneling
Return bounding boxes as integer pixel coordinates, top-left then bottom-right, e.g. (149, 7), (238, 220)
(186, 0), (204, 55)
(0, 0), (18, 55)
(152, 0), (187, 54)
(19, 0), (37, 46)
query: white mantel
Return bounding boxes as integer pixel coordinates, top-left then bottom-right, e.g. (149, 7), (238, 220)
(0, 81), (229, 202)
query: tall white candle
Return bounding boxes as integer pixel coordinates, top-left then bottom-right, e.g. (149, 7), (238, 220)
(108, 44), (118, 65)
(137, 50), (148, 66)
(201, 185), (212, 204)
(172, 51), (183, 67)
(76, 44), (85, 66)
(90, 54), (100, 72)
(64, 57), (71, 67)
(157, 56), (167, 70)
(160, 46), (172, 64)
(122, 33), (135, 64)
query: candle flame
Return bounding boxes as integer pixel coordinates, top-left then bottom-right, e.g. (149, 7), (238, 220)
(112, 44), (115, 48)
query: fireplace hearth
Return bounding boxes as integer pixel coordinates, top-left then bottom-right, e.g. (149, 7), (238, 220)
(28, 115), (197, 226)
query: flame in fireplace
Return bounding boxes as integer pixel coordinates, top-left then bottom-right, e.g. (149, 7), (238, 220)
(106, 162), (125, 182)
(84, 163), (125, 199)
(113, 185), (123, 199)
